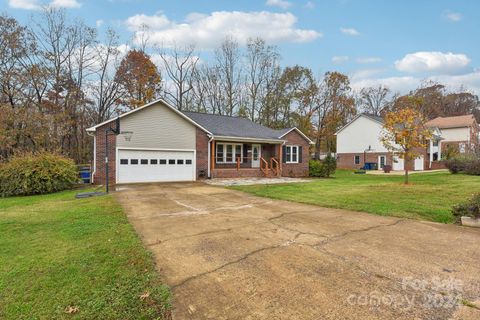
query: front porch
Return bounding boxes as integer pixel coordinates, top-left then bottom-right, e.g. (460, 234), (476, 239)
(209, 140), (283, 178)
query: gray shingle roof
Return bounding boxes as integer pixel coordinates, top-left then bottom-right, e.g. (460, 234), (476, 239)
(362, 113), (384, 123)
(182, 111), (290, 140)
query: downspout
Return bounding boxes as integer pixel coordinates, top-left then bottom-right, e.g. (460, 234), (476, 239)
(87, 131), (96, 184)
(207, 135), (214, 178)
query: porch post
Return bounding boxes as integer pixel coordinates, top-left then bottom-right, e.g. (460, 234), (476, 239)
(278, 144), (283, 176)
(438, 140), (442, 161)
(211, 141), (215, 171)
(429, 139), (433, 169)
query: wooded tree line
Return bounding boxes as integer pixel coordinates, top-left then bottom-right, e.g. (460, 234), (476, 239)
(1, 9), (479, 163)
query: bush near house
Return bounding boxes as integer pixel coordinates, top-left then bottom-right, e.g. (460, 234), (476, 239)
(445, 155), (480, 175)
(0, 152), (79, 197)
(452, 193), (480, 223)
(309, 154), (337, 178)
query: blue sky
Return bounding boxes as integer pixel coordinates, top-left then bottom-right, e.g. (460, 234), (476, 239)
(4, 0), (480, 94)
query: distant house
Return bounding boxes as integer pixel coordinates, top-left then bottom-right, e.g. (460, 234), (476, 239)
(426, 114), (479, 155)
(335, 113), (443, 171)
(86, 99), (313, 184)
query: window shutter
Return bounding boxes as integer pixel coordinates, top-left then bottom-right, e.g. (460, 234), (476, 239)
(282, 145), (287, 163)
(298, 146), (303, 163)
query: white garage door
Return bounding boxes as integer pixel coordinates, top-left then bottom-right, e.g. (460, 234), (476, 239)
(392, 156), (404, 171)
(117, 149), (195, 183)
(414, 156), (424, 171)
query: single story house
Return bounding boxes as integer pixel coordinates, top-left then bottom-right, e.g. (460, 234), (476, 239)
(335, 113), (443, 171)
(425, 114), (479, 155)
(86, 99), (313, 184)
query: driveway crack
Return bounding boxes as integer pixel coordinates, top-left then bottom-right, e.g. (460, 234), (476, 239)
(170, 241), (293, 291)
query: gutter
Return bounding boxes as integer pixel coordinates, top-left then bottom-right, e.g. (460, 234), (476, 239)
(86, 131), (96, 184)
(213, 135), (285, 144)
(207, 135), (214, 178)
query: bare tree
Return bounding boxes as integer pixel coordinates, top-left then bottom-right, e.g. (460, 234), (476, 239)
(358, 85), (390, 116)
(159, 44), (199, 111)
(244, 38), (280, 121)
(215, 37), (242, 116)
(90, 28), (124, 123)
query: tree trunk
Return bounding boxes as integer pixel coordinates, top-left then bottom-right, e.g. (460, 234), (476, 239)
(404, 151), (409, 185)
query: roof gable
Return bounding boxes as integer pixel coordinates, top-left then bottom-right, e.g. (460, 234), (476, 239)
(86, 99), (211, 134)
(335, 113), (384, 135)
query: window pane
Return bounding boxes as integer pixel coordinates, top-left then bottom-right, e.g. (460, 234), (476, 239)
(177, 159), (184, 165)
(141, 159), (148, 165)
(168, 159), (175, 164)
(292, 146), (297, 162)
(226, 144), (233, 162)
(235, 145), (242, 162)
(159, 159), (167, 164)
(120, 159), (128, 165)
(253, 146), (259, 161)
(185, 159), (192, 165)
(216, 144), (224, 162)
(130, 159), (138, 165)
(286, 146), (291, 162)
(150, 159), (158, 164)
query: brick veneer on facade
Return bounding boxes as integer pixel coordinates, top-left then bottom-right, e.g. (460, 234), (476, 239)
(281, 130), (310, 177)
(93, 123), (117, 185)
(195, 128), (210, 179)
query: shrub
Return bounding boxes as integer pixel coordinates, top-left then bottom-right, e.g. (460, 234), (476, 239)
(0, 152), (79, 197)
(309, 154), (337, 178)
(445, 155), (480, 175)
(452, 193), (480, 223)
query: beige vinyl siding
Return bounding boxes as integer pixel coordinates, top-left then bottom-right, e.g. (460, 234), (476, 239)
(116, 101), (196, 150)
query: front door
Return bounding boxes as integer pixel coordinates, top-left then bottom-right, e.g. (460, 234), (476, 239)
(252, 144), (261, 168)
(378, 155), (386, 170)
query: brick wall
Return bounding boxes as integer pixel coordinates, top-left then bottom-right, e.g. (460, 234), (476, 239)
(93, 123), (117, 185)
(281, 130), (310, 177)
(337, 152), (392, 170)
(196, 128), (209, 179)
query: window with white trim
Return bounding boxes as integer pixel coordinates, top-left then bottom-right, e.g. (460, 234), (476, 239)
(285, 145), (299, 163)
(216, 143), (243, 163)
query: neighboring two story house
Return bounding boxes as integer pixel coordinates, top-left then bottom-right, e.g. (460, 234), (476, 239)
(425, 114), (479, 155)
(336, 113), (439, 171)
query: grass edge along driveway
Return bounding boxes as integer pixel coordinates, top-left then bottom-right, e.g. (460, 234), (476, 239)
(231, 170), (480, 223)
(0, 189), (171, 320)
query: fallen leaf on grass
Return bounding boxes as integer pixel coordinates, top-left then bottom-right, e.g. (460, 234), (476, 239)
(140, 292), (150, 300)
(65, 306), (79, 314)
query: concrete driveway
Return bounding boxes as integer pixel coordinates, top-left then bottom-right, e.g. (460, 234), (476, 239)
(114, 182), (480, 320)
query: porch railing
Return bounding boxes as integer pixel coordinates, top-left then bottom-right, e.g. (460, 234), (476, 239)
(260, 157), (269, 176)
(270, 158), (280, 176)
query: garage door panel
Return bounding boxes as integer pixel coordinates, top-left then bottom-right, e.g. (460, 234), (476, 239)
(118, 149), (195, 183)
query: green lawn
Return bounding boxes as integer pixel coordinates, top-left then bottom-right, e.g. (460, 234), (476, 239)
(232, 170), (480, 223)
(0, 189), (170, 319)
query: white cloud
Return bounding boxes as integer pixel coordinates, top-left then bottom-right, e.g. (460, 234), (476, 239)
(127, 11), (322, 49)
(50, 0), (81, 8)
(356, 57), (381, 64)
(8, 0), (40, 10)
(266, 0), (292, 10)
(126, 12), (171, 31)
(304, 1), (315, 9)
(444, 11), (462, 22)
(8, 0), (81, 9)
(351, 70), (480, 95)
(340, 27), (360, 36)
(395, 51), (471, 74)
(332, 56), (349, 64)
(96, 19), (104, 27)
